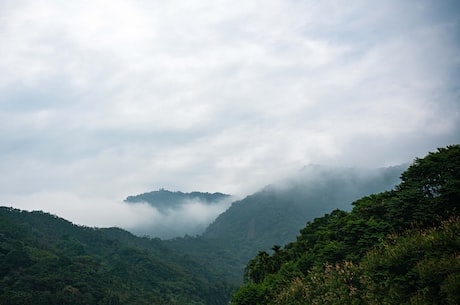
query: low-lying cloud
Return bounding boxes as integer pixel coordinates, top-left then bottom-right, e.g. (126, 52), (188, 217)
(125, 198), (235, 239)
(7, 191), (233, 239)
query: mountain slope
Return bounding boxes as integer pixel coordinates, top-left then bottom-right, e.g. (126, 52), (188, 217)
(0, 207), (235, 305)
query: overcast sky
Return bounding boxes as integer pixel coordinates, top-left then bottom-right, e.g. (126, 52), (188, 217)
(1, 0), (459, 230)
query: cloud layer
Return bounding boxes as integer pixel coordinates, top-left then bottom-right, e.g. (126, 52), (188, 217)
(1, 0), (459, 230)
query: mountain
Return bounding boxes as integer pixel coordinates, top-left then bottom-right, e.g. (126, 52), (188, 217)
(167, 164), (406, 282)
(0, 207), (235, 305)
(124, 189), (230, 212)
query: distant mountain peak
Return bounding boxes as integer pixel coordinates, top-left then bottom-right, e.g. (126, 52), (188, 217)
(124, 189), (230, 211)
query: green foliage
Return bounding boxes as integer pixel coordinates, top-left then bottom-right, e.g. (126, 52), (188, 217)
(231, 283), (268, 305)
(231, 144), (460, 305)
(360, 217), (460, 305)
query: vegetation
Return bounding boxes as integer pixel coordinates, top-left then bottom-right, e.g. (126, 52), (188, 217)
(231, 144), (460, 305)
(0, 208), (235, 305)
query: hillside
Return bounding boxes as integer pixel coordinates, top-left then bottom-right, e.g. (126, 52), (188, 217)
(0, 207), (234, 305)
(231, 144), (460, 305)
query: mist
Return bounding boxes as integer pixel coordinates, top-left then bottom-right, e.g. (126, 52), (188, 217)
(6, 191), (234, 239)
(125, 197), (234, 239)
(5, 163), (407, 240)
(277, 164), (407, 196)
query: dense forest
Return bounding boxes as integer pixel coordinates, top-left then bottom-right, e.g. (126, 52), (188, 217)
(0, 208), (234, 305)
(231, 145), (460, 305)
(1, 145), (458, 304)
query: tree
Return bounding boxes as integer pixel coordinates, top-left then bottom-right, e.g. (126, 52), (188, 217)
(392, 144), (460, 229)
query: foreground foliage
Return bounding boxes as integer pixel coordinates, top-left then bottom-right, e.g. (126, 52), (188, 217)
(232, 144), (460, 305)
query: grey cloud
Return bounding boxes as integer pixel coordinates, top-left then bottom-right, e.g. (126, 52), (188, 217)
(126, 197), (235, 239)
(0, 0), (459, 230)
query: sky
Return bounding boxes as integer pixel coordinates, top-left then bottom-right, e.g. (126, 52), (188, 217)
(1, 0), (459, 233)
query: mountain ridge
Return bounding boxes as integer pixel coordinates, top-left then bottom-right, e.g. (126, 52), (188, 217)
(124, 189), (231, 211)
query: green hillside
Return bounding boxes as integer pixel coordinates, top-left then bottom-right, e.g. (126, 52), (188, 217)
(231, 144), (460, 305)
(0, 208), (234, 305)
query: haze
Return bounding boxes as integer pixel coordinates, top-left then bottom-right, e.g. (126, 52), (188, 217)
(1, 0), (459, 232)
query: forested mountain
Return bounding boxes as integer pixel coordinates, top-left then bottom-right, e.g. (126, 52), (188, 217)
(124, 189), (230, 212)
(231, 144), (460, 305)
(1, 145), (458, 305)
(0, 208), (234, 305)
(167, 165), (404, 281)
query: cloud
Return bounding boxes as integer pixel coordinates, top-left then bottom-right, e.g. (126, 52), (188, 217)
(4, 191), (156, 228)
(0, 0), (459, 230)
(6, 190), (233, 239)
(126, 197), (234, 239)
